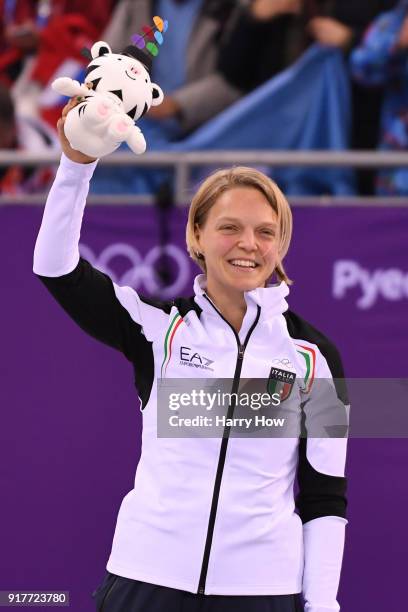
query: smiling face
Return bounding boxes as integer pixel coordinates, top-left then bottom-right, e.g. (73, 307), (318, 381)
(195, 187), (280, 299)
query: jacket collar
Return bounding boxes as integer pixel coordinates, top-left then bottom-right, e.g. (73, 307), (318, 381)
(193, 274), (289, 320)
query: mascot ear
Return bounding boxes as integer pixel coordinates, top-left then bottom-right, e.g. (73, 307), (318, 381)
(151, 83), (164, 106)
(91, 41), (112, 59)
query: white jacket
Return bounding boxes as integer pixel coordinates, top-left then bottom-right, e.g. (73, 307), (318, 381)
(33, 154), (349, 612)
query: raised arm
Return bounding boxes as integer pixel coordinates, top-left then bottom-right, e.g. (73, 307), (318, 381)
(33, 99), (161, 368)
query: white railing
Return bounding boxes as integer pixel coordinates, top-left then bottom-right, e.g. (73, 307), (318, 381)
(1, 150), (408, 206)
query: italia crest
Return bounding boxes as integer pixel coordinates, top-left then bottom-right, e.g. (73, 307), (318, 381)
(267, 367), (295, 402)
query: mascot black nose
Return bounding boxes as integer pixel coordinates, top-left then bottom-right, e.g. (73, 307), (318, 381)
(121, 45), (152, 73)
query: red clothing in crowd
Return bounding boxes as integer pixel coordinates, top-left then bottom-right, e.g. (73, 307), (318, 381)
(0, 0), (116, 87)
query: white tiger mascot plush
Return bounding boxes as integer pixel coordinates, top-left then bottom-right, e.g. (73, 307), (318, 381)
(51, 41), (164, 158)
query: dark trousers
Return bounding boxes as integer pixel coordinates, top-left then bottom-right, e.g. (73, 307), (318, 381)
(92, 572), (304, 612)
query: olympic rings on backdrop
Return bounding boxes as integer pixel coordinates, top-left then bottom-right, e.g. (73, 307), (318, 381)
(79, 242), (191, 297)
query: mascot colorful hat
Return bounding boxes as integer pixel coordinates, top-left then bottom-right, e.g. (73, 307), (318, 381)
(51, 17), (167, 158)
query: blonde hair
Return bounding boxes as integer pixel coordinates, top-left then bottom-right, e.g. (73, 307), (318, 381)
(186, 166), (293, 285)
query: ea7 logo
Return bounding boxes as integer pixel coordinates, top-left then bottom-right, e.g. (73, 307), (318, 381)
(180, 347), (214, 371)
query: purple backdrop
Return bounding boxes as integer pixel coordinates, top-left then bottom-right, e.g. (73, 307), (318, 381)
(1, 204), (407, 611)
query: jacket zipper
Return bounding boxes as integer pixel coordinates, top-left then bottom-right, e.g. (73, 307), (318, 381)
(197, 296), (260, 594)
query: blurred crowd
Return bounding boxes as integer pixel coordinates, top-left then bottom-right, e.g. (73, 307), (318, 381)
(1, 0), (407, 196)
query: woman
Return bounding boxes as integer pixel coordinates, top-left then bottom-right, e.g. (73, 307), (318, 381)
(33, 98), (349, 612)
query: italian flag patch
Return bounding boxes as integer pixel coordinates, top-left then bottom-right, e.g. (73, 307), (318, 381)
(160, 313), (184, 378)
(295, 344), (316, 393)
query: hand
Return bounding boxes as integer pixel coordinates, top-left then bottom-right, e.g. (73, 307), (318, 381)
(147, 96), (181, 120)
(396, 16), (408, 50)
(251, 0), (302, 21)
(308, 17), (353, 49)
(56, 98), (98, 164)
